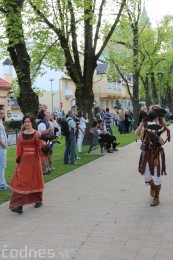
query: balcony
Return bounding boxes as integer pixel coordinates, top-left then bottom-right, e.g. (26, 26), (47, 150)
(65, 89), (73, 99)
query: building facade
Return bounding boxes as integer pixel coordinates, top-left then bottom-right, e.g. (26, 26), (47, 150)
(0, 57), (133, 118)
(0, 78), (12, 121)
(39, 63), (133, 114)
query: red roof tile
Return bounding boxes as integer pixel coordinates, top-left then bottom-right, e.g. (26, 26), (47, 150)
(0, 78), (11, 90)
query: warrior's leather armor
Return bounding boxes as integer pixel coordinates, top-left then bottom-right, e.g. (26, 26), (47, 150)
(138, 122), (170, 176)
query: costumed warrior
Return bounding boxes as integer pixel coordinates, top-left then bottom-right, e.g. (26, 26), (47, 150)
(135, 106), (170, 206)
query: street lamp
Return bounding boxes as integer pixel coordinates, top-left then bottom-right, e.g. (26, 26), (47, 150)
(98, 86), (101, 107)
(157, 71), (163, 106)
(59, 78), (62, 111)
(49, 78), (54, 113)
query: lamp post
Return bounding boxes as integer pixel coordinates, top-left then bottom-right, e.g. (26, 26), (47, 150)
(157, 71), (163, 107)
(59, 78), (62, 111)
(98, 86), (101, 108)
(49, 78), (54, 113)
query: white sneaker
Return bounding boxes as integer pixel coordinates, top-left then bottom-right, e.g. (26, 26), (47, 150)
(76, 157), (81, 160)
(0, 186), (10, 190)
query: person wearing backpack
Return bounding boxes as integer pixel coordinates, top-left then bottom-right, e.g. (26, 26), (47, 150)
(64, 110), (77, 165)
(37, 110), (53, 174)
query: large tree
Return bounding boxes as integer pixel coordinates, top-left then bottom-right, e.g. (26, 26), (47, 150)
(105, 0), (144, 124)
(27, 0), (127, 120)
(0, 0), (39, 116)
(105, 1), (173, 124)
(139, 15), (173, 110)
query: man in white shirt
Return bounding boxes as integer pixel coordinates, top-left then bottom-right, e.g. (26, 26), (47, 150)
(37, 110), (53, 174)
(0, 109), (9, 190)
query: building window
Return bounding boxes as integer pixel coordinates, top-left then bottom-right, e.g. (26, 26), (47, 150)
(113, 82), (116, 90)
(65, 81), (69, 90)
(111, 100), (114, 108)
(106, 100), (108, 108)
(118, 83), (122, 91)
(107, 82), (112, 89)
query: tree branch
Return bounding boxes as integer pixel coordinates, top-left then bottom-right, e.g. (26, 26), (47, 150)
(32, 39), (59, 80)
(106, 57), (133, 100)
(96, 0), (126, 60)
(93, 0), (105, 52)
(67, 0), (82, 76)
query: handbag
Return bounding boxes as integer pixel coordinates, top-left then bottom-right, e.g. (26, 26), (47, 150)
(90, 127), (98, 137)
(140, 142), (149, 151)
(41, 143), (52, 155)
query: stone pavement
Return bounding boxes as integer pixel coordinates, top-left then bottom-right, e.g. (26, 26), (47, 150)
(1, 126), (173, 260)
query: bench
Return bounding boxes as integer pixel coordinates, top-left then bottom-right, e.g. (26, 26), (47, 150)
(99, 141), (107, 153)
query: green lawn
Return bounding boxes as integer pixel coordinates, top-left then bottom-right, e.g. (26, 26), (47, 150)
(0, 126), (138, 204)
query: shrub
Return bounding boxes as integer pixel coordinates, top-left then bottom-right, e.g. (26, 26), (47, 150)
(4, 120), (22, 132)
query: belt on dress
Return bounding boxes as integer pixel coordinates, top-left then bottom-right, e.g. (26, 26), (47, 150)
(23, 148), (37, 154)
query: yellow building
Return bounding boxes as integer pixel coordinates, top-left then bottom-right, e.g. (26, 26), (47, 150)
(1, 57), (132, 116)
(0, 58), (23, 119)
(39, 63), (132, 114)
(0, 78), (12, 121)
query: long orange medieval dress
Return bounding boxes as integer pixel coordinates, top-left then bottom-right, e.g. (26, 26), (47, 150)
(9, 131), (46, 208)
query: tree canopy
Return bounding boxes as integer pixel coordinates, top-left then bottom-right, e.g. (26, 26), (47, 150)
(1, 0), (173, 124)
(105, 1), (173, 123)
(0, 0), (127, 120)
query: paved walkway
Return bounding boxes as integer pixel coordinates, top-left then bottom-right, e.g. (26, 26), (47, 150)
(1, 126), (173, 260)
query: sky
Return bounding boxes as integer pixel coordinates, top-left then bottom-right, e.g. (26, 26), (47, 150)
(0, 57), (64, 92)
(146, 0), (173, 26)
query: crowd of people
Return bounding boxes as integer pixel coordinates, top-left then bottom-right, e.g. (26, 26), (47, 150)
(63, 106), (120, 162)
(0, 103), (170, 214)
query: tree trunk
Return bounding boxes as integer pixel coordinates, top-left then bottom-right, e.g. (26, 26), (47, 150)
(140, 75), (151, 111)
(75, 82), (94, 145)
(131, 22), (140, 127)
(5, 0), (39, 117)
(150, 72), (158, 105)
(167, 87), (173, 111)
(131, 77), (140, 126)
(144, 76), (151, 110)
(131, 80), (140, 129)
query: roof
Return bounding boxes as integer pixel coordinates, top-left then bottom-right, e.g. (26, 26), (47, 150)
(0, 78), (11, 90)
(2, 58), (12, 66)
(96, 64), (107, 75)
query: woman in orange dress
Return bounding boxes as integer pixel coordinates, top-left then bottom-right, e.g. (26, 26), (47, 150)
(9, 113), (47, 214)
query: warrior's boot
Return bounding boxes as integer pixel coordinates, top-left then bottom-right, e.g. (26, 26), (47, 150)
(150, 185), (161, 206)
(148, 179), (156, 198)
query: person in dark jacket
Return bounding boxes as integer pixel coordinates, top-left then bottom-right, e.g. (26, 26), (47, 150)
(97, 120), (119, 153)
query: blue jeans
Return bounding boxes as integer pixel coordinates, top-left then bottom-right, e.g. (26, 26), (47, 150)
(0, 147), (8, 188)
(118, 121), (125, 134)
(106, 125), (114, 136)
(88, 135), (98, 153)
(64, 133), (76, 164)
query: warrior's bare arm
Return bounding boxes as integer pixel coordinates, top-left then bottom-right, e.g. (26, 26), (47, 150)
(159, 137), (164, 145)
(135, 122), (144, 136)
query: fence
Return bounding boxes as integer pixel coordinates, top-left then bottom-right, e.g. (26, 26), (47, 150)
(7, 129), (20, 146)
